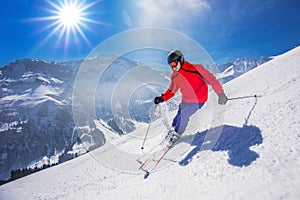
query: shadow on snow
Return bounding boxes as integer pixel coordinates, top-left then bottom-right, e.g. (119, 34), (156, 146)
(179, 124), (263, 167)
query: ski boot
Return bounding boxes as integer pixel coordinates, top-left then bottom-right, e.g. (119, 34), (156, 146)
(164, 130), (181, 148)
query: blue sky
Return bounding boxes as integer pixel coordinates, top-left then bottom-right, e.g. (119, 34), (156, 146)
(0, 0), (299, 67)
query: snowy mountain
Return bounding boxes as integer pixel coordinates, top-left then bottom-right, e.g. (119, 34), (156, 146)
(0, 59), (78, 181)
(0, 54), (271, 184)
(0, 57), (169, 181)
(214, 57), (272, 82)
(0, 46), (299, 199)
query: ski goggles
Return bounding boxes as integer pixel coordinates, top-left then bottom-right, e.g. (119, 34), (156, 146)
(169, 61), (178, 68)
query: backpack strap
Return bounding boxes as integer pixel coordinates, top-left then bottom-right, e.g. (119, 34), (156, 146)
(181, 67), (205, 80)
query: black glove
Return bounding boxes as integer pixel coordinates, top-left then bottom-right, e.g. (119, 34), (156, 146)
(154, 96), (164, 104)
(218, 93), (228, 105)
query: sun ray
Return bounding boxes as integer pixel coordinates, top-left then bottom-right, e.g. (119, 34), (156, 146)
(29, 0), (103, 53)
(74, 23), (92, 48)
(35, 22), (64, 49)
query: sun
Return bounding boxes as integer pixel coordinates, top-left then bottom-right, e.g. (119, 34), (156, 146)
(33, 0), (101, 49)
(58, 2), (82, 27)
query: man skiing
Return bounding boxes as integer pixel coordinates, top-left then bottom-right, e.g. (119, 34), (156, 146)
(154, 50), (228, 147)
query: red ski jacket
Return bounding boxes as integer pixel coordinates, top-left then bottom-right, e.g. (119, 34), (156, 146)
(163, 61), (224, 103)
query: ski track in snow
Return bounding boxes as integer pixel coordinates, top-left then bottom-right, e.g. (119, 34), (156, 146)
(1, 47), (300, 200)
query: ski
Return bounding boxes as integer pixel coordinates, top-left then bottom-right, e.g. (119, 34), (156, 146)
(136, 138), (178, 179)
(148, 147), (171, 171)
(137, 146), (171, 179)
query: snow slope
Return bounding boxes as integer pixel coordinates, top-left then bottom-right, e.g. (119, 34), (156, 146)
(1, 47), (300, 200)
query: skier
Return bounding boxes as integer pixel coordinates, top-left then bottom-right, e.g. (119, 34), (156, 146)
(154, 50), (228, 147)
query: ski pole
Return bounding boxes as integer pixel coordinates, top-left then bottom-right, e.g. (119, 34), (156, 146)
(141, 104), (158, 150)
(227, 95), (259, 101)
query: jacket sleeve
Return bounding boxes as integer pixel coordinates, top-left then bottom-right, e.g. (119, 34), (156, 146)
(195, 64), (224, 94)
(162, 73), (179, 101)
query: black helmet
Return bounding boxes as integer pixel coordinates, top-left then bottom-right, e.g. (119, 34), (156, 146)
(167, 50), (184, 65)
